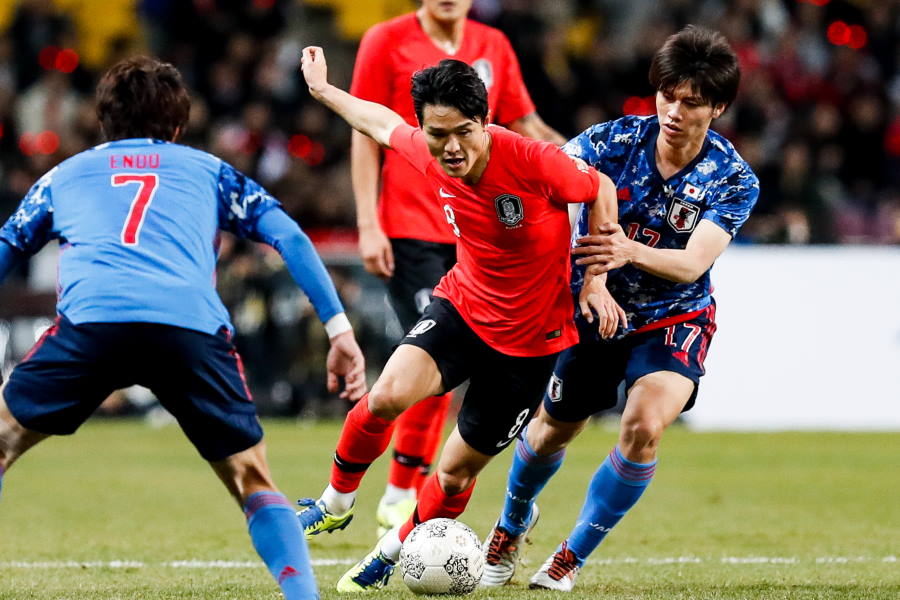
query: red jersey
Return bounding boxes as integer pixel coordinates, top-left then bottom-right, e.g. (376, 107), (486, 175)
(388, 124), (600, 357)
(350, 13), (536, 244)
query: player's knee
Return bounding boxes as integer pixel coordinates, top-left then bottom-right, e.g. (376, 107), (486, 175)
(368, 379), (414, 420)
(619, 415), (664, 455)
(527, 412), (583, 455)
(216, 450), (277, 502)
(0, 409), (25, 469)
(436, 465), (475, 496)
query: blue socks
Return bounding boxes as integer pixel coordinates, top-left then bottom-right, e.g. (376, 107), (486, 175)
(498, 429), (565, 536)
(244, 491), (319, 600)
(0, 465), (4, 501)
(566, 446), (656, 564)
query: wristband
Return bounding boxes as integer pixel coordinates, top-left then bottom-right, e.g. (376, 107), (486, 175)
(324, 312), (352, 338)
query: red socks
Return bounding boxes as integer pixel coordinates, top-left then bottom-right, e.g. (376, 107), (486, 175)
(398, 473), (475, 541)
(389, 393), (451, 490)
(330, 395), (395, 493)
(416, 394), (450, 489)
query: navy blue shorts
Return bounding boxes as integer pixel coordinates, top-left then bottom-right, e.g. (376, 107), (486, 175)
(543, 303), (717, 422)
(4, 315), (263, 461)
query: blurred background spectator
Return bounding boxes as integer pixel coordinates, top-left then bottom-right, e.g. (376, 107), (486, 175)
(0, 0), (896, 414)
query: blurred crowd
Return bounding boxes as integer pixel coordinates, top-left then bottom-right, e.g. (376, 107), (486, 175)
(0, 0), (897, 409)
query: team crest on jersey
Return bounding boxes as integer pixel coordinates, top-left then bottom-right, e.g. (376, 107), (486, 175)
(472, 58), (493, 88)
(494, 194), (524, 227)
(667, 198), (700, 233)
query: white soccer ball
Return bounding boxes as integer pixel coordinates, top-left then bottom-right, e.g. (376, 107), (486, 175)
(399, 518), (484, 595)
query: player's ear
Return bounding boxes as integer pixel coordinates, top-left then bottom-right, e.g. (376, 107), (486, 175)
(711, 103), (726, 120)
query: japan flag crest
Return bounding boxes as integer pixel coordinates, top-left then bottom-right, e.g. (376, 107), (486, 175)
(680, 182), (705, 200)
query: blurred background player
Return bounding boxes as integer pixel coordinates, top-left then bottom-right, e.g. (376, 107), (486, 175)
(0, 56), (366, 600)
(480, 25), (759, 591)
(349, 0), (566, 536)
(297, 47), (618, 592)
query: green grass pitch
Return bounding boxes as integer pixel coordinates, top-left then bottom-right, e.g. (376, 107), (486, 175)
(0, 419), (897, 599)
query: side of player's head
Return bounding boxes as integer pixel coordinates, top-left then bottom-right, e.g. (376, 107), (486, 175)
(411, 59), (488, 127)
(96, 56), (190, 142)
(649, 25), (740, 111)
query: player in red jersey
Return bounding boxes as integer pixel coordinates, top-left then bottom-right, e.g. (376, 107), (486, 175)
(350, 0), (565, 535)
(296, 47), (622, 592)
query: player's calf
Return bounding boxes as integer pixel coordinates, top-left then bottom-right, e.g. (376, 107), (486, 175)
(0, 393), (49, 477)
(245, 491), (319, 600)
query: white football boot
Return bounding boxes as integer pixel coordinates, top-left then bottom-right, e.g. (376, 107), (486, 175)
(480, 504), (540, 587)
(528, 541), (581, 591)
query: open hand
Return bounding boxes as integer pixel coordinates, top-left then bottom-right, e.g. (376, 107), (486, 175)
(577, 273), (628, 339)
(359, 224), (395, 278)
(326, 330), (367, 401)
(572, 223), (635, 273)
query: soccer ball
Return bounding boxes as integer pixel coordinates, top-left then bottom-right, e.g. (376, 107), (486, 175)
(399, 518), (484, 595)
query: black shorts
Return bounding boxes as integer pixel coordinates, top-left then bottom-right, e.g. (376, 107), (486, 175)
(388, 238), (456, 332)
(400, 297), (558, 456)
(4, 315), (263, 461)
(543, 303), (717, 422)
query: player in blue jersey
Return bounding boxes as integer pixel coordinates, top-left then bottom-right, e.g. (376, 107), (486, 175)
(0, 56), (366, 600)
(480, 26), (760, 591)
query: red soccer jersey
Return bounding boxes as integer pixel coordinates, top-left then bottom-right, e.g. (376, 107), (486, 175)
(388, 123), (600, 357)
(350, 13), (536, 244)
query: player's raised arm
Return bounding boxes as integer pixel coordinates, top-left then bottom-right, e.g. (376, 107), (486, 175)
(301, 47), (404, 148)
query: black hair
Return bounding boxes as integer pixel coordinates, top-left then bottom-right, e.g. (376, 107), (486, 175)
(411, 59), (489, 125)
(96, 56), (190, 141)
(649, 25), (741, 110)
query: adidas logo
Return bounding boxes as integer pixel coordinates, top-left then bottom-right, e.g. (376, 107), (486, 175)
(279, 565), (300, 583)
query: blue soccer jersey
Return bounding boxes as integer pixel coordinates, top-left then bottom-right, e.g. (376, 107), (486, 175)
(0, 138), (342, 335)
(565, 116), (759, 339)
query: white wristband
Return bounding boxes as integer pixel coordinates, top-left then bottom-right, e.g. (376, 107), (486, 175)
(324, 312), (352, 339)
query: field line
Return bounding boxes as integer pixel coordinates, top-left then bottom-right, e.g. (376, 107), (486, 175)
(0, 556), (896, 569)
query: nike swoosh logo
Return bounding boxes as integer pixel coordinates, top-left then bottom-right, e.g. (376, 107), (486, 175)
(439, 188), (456, 198)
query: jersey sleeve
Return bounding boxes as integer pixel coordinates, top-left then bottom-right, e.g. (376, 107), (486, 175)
(215, 161), (284, 240)
(702, 165), (760, 238)
(531, 141), (600, 205)
(387, 123), (432, 175)
(0, 168), (58, 256)
(253, 209), (345, 323)
(350, 24), (392, 103)
(562, 121), (615, 174)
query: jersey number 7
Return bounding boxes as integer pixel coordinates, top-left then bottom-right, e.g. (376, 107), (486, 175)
(112, 173), (159, 246)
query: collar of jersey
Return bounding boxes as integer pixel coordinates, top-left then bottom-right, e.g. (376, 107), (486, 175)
(643, 118), (711, 184)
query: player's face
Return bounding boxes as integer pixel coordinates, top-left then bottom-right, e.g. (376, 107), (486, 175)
(421, 0), (473, 23)
(656, 81), (725, 149)
(421, 104), (488, 178)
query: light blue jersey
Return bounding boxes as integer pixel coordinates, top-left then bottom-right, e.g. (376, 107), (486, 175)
(0, 138), (343, 334)
(565, 116), (759, 339)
